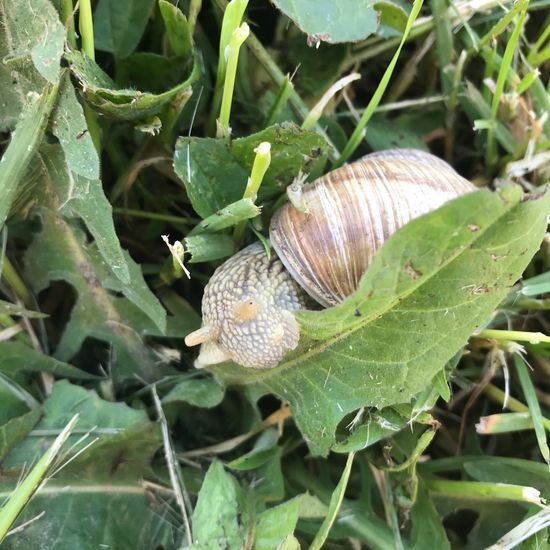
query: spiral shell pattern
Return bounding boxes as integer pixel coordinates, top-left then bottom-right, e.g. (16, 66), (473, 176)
(269, 149), (476, 307)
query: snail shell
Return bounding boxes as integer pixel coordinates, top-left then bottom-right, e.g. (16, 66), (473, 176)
(185, 149), (476, 369)
(270, 149), (476, 307)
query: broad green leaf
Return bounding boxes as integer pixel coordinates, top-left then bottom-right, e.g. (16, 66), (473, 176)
(0, 408), (41, 461)
(0, 341), (99, 380)
(174, 122), (329, 218)
(254, 498), (300, 550)
(191, 460), (246, 548)
(365, 117), (429, 152)
(0, 481), (179, 549)
(37, 145), (166, 329)
(66, 49), (199, 121)
(0, 375), (37, 421)
(185, 234), (236, 263)
(163, 376), (225, 408)
(270, 0), (379, 44)
(409, 481), (450, 549)
(0, 0), (64, 84)
(93, 0), (156, 59)
(159, 0), (193, 58)
(3, 380), (159, 473)
(0, 84), (58, 229)
(212, 185), (550, 455)
(228, 428), (279, 470)
(51, 72), (100, 180)
(23, 148), (163, 381)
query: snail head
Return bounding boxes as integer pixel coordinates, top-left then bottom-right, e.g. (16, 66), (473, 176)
(184, 243), (306, 369)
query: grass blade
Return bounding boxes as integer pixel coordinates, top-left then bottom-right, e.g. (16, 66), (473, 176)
(308, 452), (355, 550)
(513, 354), (550, 466)
(0, 415), (79, 542)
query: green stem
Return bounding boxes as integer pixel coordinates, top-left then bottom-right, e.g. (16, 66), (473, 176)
(475, 328), (550, 345)
(60, 0), (77, 48)
(483, 384), (550, 431)
(425, 479), (544, 505)
(188, 0), (203, 35)
(264, 75), (294, 127)
(233, 142), (271, 242)
(113, 208), (198, 225)
(1, 258), (32, 307)
(218, 23), (249, 138)
(78, 0), (101, 153)
(335, 0), (425, 167)
(78, 0), (95, 60)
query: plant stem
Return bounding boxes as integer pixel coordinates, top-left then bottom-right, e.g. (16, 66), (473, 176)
(208, 0), (249, 135)
(217, 23), (249, 138)
(60, 0), (77, 48)
(425, 479), (544, 505)
(1, 258), (32, 307)
(335, 0), (425, 167)
(483, 384), (550, 431)
(233, 142), (271, 242)
(188, 0), (202, 35)
(78, 0), (101, 153)
(78, 0), (95, 60)
(474, 328), (550, 345)
(264, 75), (294, 127)
(113, 208), (198, 225)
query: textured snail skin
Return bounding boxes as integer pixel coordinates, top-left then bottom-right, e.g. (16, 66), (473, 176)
(185, 148), (476, 369)
(188, 242), (307, 369)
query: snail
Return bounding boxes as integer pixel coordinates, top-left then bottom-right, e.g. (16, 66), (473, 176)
(185, 149), (476, 369)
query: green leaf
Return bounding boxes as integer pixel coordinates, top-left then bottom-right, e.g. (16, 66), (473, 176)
(270, 0), (379, 44)
(3, 380), (158, 472)
(254, 498), (300, 550)
(0, 341), (99, 380)
(163, 376), (225, 408)
(93, 0), (156, 59)
(409, 481), (450, 549)
(191, 460), (246, 548)
(51, 72), (100, 180)
(0, 481), (179, 549)
(173, 122), (329, 218)
(0, 84), (58, 229)
(0, 0), (64, 84)
(212, 185), (550, 455)
(228, 428), (279, 470)
(37, 145), (166, 329)
(66, 49), (199, 121)
(185, 234), (236, 263)
(23, 147), (163, 381)
(0, 408), (41, 462)
(159, 0), (193, 58)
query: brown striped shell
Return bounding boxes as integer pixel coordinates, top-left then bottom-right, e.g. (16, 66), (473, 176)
(269, 149), (476, 307)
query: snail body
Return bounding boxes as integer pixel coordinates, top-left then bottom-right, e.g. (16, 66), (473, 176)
(185, 149), (476, 369)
